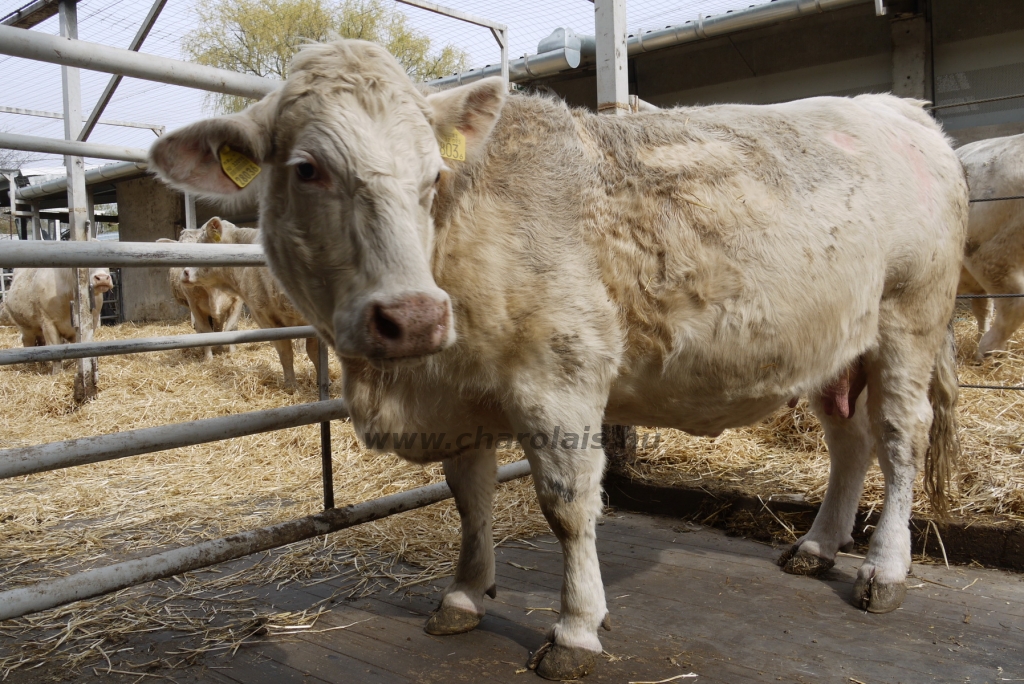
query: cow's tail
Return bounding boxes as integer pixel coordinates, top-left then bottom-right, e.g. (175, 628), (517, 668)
(925, 324), (960, 517)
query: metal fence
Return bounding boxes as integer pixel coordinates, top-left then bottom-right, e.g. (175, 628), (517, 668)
(0, 1), (531, 624)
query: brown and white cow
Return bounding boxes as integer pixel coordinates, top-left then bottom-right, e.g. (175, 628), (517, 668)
(181, 217), (319, 391)
(4, 266), (113, 373)
(149, 40), (966, 680)
(158, 228), (244, 361)
(956, 133), (1024, 359)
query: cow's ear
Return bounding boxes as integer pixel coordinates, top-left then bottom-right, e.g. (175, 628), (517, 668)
(149, 92), (278, 199)
(427, 77), (506, 161)
(203, 217), (224, 243)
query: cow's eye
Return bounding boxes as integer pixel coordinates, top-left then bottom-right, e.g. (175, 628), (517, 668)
(296, 163), (318, 181)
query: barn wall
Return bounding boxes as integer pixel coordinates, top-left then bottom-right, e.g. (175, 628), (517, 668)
(115, 176), (188, 322)
(535, 0), (1024, 147)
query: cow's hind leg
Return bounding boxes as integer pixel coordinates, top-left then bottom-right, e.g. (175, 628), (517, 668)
(853, 340), (936, 613)
(780, 392), (873, 576)
(977, 273), (1024, 359)
(425, 449), (497, 636)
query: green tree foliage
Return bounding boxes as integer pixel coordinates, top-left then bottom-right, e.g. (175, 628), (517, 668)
(183, 0), (469, 113)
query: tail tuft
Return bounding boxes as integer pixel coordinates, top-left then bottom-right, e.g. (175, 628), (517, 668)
(925, 324), (960, 517)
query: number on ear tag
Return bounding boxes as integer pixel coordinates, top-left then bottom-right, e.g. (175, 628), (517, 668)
(219, 145), (261, 188)
(439, 129), (466, 161)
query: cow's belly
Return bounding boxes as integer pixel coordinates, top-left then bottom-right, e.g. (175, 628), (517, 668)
(605, 360), (795, 436)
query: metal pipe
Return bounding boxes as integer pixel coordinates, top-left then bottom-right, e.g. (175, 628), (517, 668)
(0, 131), (148, 163)
(79, 0), (168, 141)
(0, 398), (350, 480)
(0, 241), (265, 268)
(16, 161), (148, 201)
(0, 459), (530, 621)
(0, 326), (316, 366)
(428, 47), (580, 88)
(0, 105), (164, 134)
(427, 0), (869, 89)
(624, 0), (868, 56)
(0, 24), (276, 99)
(317, 338), (334, 510)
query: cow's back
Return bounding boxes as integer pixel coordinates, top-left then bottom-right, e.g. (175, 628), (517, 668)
(959, 133), (1024, 247)
(434, 92), (966, 433)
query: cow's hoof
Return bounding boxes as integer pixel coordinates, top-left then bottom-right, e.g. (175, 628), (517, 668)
(424, 604), (481, 635)
(852, 575), (906, 613)
(778, 544), (835, 576)
(528, 642), (597, 681)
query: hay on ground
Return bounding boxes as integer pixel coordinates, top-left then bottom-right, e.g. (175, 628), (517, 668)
(0, 319), (547, 678)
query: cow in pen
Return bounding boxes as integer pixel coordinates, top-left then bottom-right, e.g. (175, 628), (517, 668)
(149, 40), (967, 681)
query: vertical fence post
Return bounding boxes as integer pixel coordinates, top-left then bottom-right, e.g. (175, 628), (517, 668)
(318, 337), (334, 510)
(59, 0), (98, 403)
(595, 0), (629, 116)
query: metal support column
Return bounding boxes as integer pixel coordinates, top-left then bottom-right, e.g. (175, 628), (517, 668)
(184, 192), (197, 232)
(318, 338), (334, 510)
(30, 202), (39, 240)
(595, 0), (629, 115)
(59, 0), (98, 403)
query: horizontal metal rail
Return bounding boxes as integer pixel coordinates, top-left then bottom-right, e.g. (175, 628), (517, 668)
(0, 398), (349, 480)
(0, 241), (265, 268)
(960, 384), (1024, 390)
(930, 92), (1024, 111)
(0, 131), (148, 163)
(0, 24), (276, 99)
(0, 459), (532, 621)
(969, 195), (1024, 203)
(0, 105), (164, 135)
(956, 293), (1024, 299)
(0, 326), (316, 365)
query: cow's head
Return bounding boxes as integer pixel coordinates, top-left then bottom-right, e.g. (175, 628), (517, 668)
(90, 268), (113, 295)
(148, 39), (506, 361)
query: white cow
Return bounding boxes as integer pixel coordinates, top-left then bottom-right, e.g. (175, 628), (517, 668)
(956, 133), (1024, 359)
(149, 40), (967, 680)
(4, 266), (113, 373)
(181, 217), (320, 391)
(158, 228), (244, 361)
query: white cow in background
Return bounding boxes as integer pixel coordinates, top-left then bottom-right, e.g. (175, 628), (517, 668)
(181, 217), (320, 391)
(158, 228), (244, 361)
(149, 40), (967, 680)
(956, 133), (1024, 359)
(4, 266), (113, 373)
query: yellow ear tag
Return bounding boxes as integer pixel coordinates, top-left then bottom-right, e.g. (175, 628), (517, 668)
(219, 145), (261, 188)
(439, 129), (466, 162)
(210, 230), (221, 243)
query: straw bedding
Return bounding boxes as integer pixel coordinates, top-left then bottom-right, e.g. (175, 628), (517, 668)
(0, 308), (1021, 677)
(0, 319), (546, 679)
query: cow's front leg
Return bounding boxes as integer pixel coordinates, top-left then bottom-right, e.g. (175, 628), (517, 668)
(523, 431), (607, 681)
(426, 449), (497, 635)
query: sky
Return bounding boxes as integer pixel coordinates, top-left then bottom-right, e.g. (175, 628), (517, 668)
(0, 0), (768, 171)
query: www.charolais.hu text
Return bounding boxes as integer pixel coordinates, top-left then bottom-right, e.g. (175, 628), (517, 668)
(363, 426), (662, 450)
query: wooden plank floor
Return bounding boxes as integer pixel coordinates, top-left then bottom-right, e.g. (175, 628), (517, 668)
(13, 510), (1024, 683)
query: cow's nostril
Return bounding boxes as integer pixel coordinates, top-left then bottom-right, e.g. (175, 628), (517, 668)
(373, 306), (402, 341)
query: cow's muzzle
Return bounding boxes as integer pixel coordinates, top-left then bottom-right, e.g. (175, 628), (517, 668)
(92, 273), (114, 293)
(362, 294), (451, 359)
